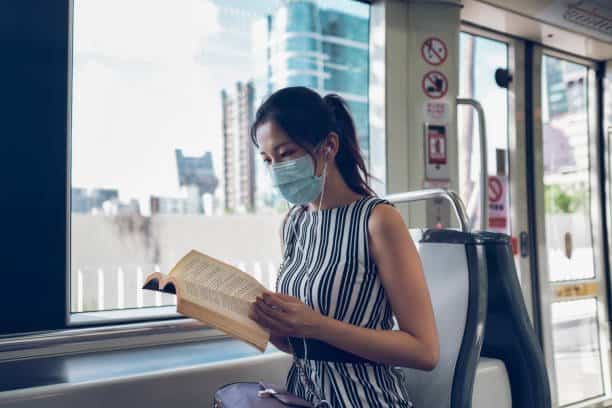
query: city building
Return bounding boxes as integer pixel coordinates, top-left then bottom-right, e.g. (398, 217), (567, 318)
(253, 0), (370, 160)
(175, 149), (219, 214)
(101, 198), (141, 216)
(150, 186), (202, 215)
(71, 187), (123, 214)
(543, 57), (589, 175)
(221, 81), (257, 212)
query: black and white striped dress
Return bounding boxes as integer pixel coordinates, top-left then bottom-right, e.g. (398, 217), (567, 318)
(278, 196), (414, 407)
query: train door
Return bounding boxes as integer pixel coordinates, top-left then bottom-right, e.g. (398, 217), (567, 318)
(532, 47), (611, 407)
(457, 27), (535, 316)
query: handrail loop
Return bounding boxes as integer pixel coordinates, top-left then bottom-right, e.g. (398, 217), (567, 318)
(384, 189), (470, 233)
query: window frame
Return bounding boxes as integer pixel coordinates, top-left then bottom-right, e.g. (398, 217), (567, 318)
(1, 0), (70, 338)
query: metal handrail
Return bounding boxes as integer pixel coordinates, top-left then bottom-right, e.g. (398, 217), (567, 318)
(457, 98), (488, 230)
(384, 189), (470, 232)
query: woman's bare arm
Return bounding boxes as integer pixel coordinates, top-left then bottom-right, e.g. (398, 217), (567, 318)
(313, 204), (439, 369)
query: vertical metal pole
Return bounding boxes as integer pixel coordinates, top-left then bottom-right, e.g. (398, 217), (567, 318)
(457, 98), (488, 230)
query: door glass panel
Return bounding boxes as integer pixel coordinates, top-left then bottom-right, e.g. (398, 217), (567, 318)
(551, 299), (604, 405)
(458, 33), (509, 232)
(541, 55), (605, 406)
(541, 56), (595, 282)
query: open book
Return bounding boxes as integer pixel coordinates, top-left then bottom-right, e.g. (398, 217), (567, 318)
(142, 250), (270, 351)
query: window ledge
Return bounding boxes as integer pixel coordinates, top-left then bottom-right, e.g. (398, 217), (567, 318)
(69, 306), (181, 325)
(0, 337), (282, 394)
(0, 316), (227, 362)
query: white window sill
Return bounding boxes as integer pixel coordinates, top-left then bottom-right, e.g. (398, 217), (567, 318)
(0, 314), (226, 362)
(69, 305), (181, 325)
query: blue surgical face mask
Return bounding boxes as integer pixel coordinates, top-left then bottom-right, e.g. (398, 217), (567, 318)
(268, 153), (325, 205)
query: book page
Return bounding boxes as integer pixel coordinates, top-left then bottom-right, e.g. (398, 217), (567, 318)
(172, 250), (266, 300)
(171, 250), (268, 341)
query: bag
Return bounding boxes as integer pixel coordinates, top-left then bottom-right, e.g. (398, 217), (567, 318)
(213, 382), (313, 407)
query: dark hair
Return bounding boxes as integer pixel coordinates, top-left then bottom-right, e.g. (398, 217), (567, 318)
(250, 86), (375, 197)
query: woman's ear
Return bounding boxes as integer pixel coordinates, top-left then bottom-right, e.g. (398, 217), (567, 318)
(325, 132), (340, 159)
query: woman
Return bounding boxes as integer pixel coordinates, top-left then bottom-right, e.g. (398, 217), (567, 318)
(249, 87), (438, 407)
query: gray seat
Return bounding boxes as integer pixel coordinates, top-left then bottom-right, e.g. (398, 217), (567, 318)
(402, 229), (488, 408)
(472, 357), (512, 408)
(479, 232), (551, 408)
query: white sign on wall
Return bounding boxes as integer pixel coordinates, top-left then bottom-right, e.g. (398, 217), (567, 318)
(423, 101), (450, 124)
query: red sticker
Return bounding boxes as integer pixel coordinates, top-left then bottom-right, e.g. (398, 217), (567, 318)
(422, 71), (448, 99)
(488, 177), (503, 203)
(421, 37), (448, 66)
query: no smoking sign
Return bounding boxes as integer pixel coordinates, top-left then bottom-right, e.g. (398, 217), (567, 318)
(488, 175), (508, 231)
(488, 177), (503, 203)
(421, 37), (448, 66)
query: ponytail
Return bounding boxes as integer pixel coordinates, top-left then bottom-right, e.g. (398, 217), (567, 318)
(322, 94), (375, 196)
(251, 87), (375, 197)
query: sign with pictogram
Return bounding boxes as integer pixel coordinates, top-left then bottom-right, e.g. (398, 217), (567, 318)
(422, 71), (448, 99)
(489, 177), (503, 202)
(421, 37), (448, 66)
(424, 124), (449, 181)
(488, 175), (508, 231)
(427, 126), (447, 165)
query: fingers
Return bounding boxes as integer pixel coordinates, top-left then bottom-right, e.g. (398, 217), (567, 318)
(256, 297), (289, 322)
(248, 292), (306, 337)
(262, 292), (296, 309)
(271, 292), (300, 303)
(250, 302), (290, 335)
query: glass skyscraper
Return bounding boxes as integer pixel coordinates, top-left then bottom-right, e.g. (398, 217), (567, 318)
(256, 0), (370, 159)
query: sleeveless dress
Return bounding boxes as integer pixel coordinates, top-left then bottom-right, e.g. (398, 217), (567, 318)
(277, 196), (414, 407)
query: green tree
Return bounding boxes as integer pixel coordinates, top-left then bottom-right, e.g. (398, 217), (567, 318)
(545, 184), (588, 214)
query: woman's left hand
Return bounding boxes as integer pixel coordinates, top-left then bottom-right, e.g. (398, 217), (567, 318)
(249, 292), (327, 338)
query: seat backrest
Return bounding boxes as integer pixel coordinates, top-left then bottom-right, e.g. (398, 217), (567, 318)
(402, 229), (487, 408)
(479, 233), (551, 408)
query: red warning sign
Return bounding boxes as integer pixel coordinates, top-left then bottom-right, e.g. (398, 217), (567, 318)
(488, 177), (503, 202)
(427, 125), (447, 166)
(422, 71), (448, 99)
(421, 37), (448, 66)
(488, 176), (508, 231)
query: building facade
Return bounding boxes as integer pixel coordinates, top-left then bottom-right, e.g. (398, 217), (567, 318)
(150, 186), (202, 215)
(71, 188), (121, 214)
(257, 0), (370, 160)
(172, 149), (219, 214)
(221, 81), (257, 212)
(543, 57), (589, 175)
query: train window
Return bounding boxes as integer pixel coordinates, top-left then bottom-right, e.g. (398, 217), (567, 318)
(541, 56), (593, 282)
(458, 32), (509, 232)
(69, 0), (371, 318)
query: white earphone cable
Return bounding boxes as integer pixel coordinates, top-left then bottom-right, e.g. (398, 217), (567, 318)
(283, 149), (329, 405)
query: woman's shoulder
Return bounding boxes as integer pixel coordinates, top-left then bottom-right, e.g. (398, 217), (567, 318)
(361, 195), (396, 216)
(365, 196), (403, 235)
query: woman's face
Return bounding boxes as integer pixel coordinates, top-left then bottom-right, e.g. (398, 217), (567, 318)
(256, 120), (309, 166)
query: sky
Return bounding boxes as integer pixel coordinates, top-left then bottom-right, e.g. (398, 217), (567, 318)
(71, 0), (276, 214)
